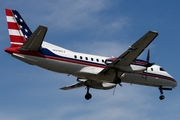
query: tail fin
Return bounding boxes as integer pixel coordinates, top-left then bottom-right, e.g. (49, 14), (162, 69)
(5, 8), (32, 47)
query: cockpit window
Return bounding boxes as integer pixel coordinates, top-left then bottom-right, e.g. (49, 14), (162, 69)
(160, 67), (165, 71)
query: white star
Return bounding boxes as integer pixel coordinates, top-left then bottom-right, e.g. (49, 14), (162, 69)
(14, 14), (17, 18)
(25, 35), (27, 38)
(20, 19), (23, 22)
(25, 29), (28, 33)
(20, 25), (22, 28)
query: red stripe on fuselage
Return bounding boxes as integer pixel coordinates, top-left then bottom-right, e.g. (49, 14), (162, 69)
(140, 72), (176, 83)
(135, 61), (146, 65)
(45, 55), (106, 68)
(133, 61), (147, 66)
(5, 48), (105, 68)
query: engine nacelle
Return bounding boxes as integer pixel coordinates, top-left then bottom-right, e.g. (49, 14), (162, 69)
(85, 80), (116, 90)
(105, 58), (116, 65)
(117, 64), (146, 73)
(102, 82), (116, 90)
(105, 58), (146, 73)
(77, 78), (87, 82)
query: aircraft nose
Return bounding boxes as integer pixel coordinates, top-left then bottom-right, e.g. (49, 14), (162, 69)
(172, 79), (178, 87)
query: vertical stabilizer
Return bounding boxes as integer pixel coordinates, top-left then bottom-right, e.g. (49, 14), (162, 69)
(5, 9), (32, 47)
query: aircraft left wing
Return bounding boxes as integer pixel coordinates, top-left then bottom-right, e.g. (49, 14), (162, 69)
(99, 31), (158, 75)
(60, 82), (85, 90)
(19, 25), (47, 51)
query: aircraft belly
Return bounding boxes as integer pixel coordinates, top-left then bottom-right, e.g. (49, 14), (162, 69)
(12, 53), (37, 65)
(14, 54), (82, 74)
(42, 58), (86, 74)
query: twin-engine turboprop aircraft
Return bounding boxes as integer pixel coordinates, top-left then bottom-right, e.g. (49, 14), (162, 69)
(4, 9), (177, 100)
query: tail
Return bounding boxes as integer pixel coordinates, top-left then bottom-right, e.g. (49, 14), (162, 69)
(5, 8), (32, 47)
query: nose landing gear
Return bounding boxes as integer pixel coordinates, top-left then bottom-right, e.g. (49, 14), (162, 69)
(159, 95), (165, 100)
(159, 86), (165, 100)
(158, 86), (172, 100)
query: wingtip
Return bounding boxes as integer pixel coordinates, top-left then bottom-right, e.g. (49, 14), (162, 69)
(60, 87), (69, 90)
(149, 30), (158, 34)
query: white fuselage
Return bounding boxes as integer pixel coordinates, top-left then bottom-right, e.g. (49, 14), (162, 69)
(11, 41), (177, 89)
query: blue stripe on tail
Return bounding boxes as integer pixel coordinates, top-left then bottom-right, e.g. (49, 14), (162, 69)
(12, 10), (32, 40)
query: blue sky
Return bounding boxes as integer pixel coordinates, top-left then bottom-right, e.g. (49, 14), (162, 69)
(1, 0), (180, 120)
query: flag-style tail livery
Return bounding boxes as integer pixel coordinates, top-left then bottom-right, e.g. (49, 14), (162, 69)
(4, 8), (177, 101)
(5, 9), (32, 47)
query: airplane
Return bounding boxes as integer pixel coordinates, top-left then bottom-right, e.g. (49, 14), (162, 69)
(4, 8), (177, 100)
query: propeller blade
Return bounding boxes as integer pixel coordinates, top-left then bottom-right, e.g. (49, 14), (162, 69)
(119, 83), (122, 87)
(145, 49), (155, 68)
(113, 85), (117, 95)
(113, 83), (122, 95)
(146, 49), (150, 62)
(145, 49), (150, 80)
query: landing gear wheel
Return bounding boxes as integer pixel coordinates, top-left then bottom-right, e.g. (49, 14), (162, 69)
(159, 95), (165, 100)
(85, 93), (92, 100)
(85, 86), (92, 100)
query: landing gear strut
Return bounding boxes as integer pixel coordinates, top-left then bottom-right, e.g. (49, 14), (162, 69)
(85, 86), (92, 100)
(159, 86), (165, 100)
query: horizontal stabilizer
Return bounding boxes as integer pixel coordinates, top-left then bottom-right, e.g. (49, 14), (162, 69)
(60, 82), (85, 90)
(19, 25), (47, 51)
(12, 53), (37, 65)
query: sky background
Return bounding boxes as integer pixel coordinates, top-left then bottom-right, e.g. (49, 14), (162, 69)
(0, 0), (180, 120)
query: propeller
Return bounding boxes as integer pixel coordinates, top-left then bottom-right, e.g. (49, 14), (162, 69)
(144, 49), (155, 79)
(145, 49), (154, 68)
(113, 83), (122, 95)
(146, 49), (150, 63)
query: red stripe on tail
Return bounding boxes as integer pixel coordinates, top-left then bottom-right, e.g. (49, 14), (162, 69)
(8, 22), (20, 30)
(6, 9), (13, 16)
(5, 8), (26, 47)
(10, 35), (26, 42)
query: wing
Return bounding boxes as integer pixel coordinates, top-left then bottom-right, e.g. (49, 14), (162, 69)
(99, 31), (158, 75)
(60, 82), (85, 90)
(19, 25), (47, 51)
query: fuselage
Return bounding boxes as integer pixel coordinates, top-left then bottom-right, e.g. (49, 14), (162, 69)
(5, 41), (177, 89)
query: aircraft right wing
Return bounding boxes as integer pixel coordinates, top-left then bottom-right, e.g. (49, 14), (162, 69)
(99, 31), (158, 77)
(19, 25), (47, 51)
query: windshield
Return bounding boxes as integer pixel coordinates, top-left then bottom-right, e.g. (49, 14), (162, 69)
(160, 67), (165, 71)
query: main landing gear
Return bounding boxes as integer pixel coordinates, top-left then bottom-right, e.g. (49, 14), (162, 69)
(85, 86), (92, 100)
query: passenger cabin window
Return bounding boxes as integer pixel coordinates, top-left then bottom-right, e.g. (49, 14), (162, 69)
(160, 67), (165, 71)
(85, 57), (88, 60)
(96, 59), (99, 62)
(74, 55), (77, 59)
(102, 60), (105, 63)
(91, 58), (94, 61)
(151, 68), (153, 71)
(80, 56), (82, 59)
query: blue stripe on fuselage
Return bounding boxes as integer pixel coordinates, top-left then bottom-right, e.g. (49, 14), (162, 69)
(39, 48), (106, 67)
(39, 48), (148, 68)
